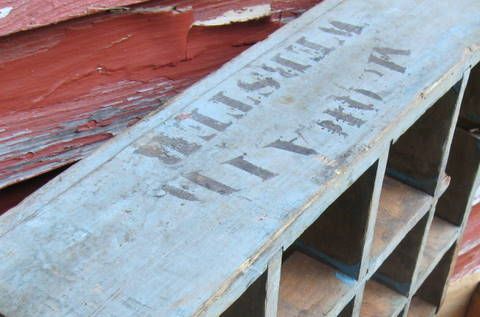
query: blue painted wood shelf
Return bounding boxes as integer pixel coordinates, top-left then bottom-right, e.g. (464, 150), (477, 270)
(0, 0), (479, 316)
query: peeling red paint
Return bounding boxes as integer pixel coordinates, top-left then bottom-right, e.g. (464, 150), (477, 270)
(453, 203), (480, 280)
(0, 0), (152, 37)
(0, 0), (322, 189)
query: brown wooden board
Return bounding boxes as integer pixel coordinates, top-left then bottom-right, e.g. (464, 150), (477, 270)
(375, 214), (430, 295)
(416, 217), (460, 291)
(0, 0), (479, 316)
(278, 251), (358, 317)
(360, 280), (407, 317)
(408, 296), (436, 317)
(369, 177), (433, 274)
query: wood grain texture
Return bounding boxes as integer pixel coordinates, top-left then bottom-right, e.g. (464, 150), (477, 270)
(370, 177), (433, 274)
(0, 0), (321, 189)
(0, 0), (479, 316)
(0, 0), (307, 37)
(466, 284), (480, 317)
(416, 217), (460, 291)
(360, 281), (407, 317)
(437, 272), (480, 317)
(278, 252), (357, 317)
(375, 214), (430, 296)
(408, 296), (436, 317)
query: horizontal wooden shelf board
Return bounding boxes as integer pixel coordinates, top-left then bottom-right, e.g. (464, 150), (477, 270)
(369, 176), (433, 273)
(416, 217), (459, 290)
(0, 0), (478, 316)
(278, 252), (357, 317)
(360, 280), (407, 317)
(408, 296), (436, 317)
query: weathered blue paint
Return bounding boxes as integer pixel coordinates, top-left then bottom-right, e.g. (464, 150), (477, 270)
(0, 0), (479, 316)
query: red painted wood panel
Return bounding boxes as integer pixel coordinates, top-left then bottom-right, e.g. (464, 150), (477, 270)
(0, 0), (150, 37)
(0, 0), (322, 189)
(453, 203), (480, 279)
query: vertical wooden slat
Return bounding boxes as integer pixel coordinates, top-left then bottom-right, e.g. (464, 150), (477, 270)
(265, 250), (282, 317)
(352, 149), (390, 317)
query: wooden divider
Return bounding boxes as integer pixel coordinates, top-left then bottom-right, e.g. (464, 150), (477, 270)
(221, 68), (475, 317)
(0, 1), (479, 317)
(220, 69), (476, 317)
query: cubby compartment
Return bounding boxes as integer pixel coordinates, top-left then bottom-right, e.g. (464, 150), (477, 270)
(368, 81), (463, 276)
(436, 127), (480, 226)
(416, 216), (459, 288)
(459, 63), (480, 129)
(386, 82), (463, 196)
(373, 213), (430, 296)
(221, 272), (268, 317)
(360, 279), (407, 317)
(278, 251), (357, 317)
(278, 159), (384, 317)
(369, 178), (433, 275)
(410, 244), (456, 314)
(292, 160), (383, 280)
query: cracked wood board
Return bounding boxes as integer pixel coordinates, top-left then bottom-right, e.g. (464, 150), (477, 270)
(0, 0), (479, 316)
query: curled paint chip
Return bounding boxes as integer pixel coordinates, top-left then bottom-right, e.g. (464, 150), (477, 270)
(0, 7), (12, 19)
(193, 4), (271, 26)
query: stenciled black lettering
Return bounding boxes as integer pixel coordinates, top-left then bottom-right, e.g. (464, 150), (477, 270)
(210, 91), (253, 113)
(162, 185), (199, 201)
(237, 73), (280, 96)
(317, 120), (348, 137)
(153, 134), (201, 156)
(135, 133), (201, 165)
(324, 106), (365, 127)
(266, 139), (318, 155)
(294, 36), (335, 61)
(333, 96), (375, 111)
(225, 156), (277, 181)
(191, 109), (232, 132)
(368, 47), (411, 73)
(353, 88), (383, 101)
(184, 172), (238, 195)
(271, 53), (311, 73)
(320, 20), (364, 37)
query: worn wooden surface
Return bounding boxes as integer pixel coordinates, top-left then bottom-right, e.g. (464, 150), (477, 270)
(0, 0), (479, 316)
(370, 177), (433, 273)
(466, 284), (480, 317)
(0, 0), (321, 189)
(408, 296), (436, 317)
(416, 217), (460, 290)
(437, 272), (480, 317)
(278, 251), (356, 317)
(360, 280), (407, 317)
